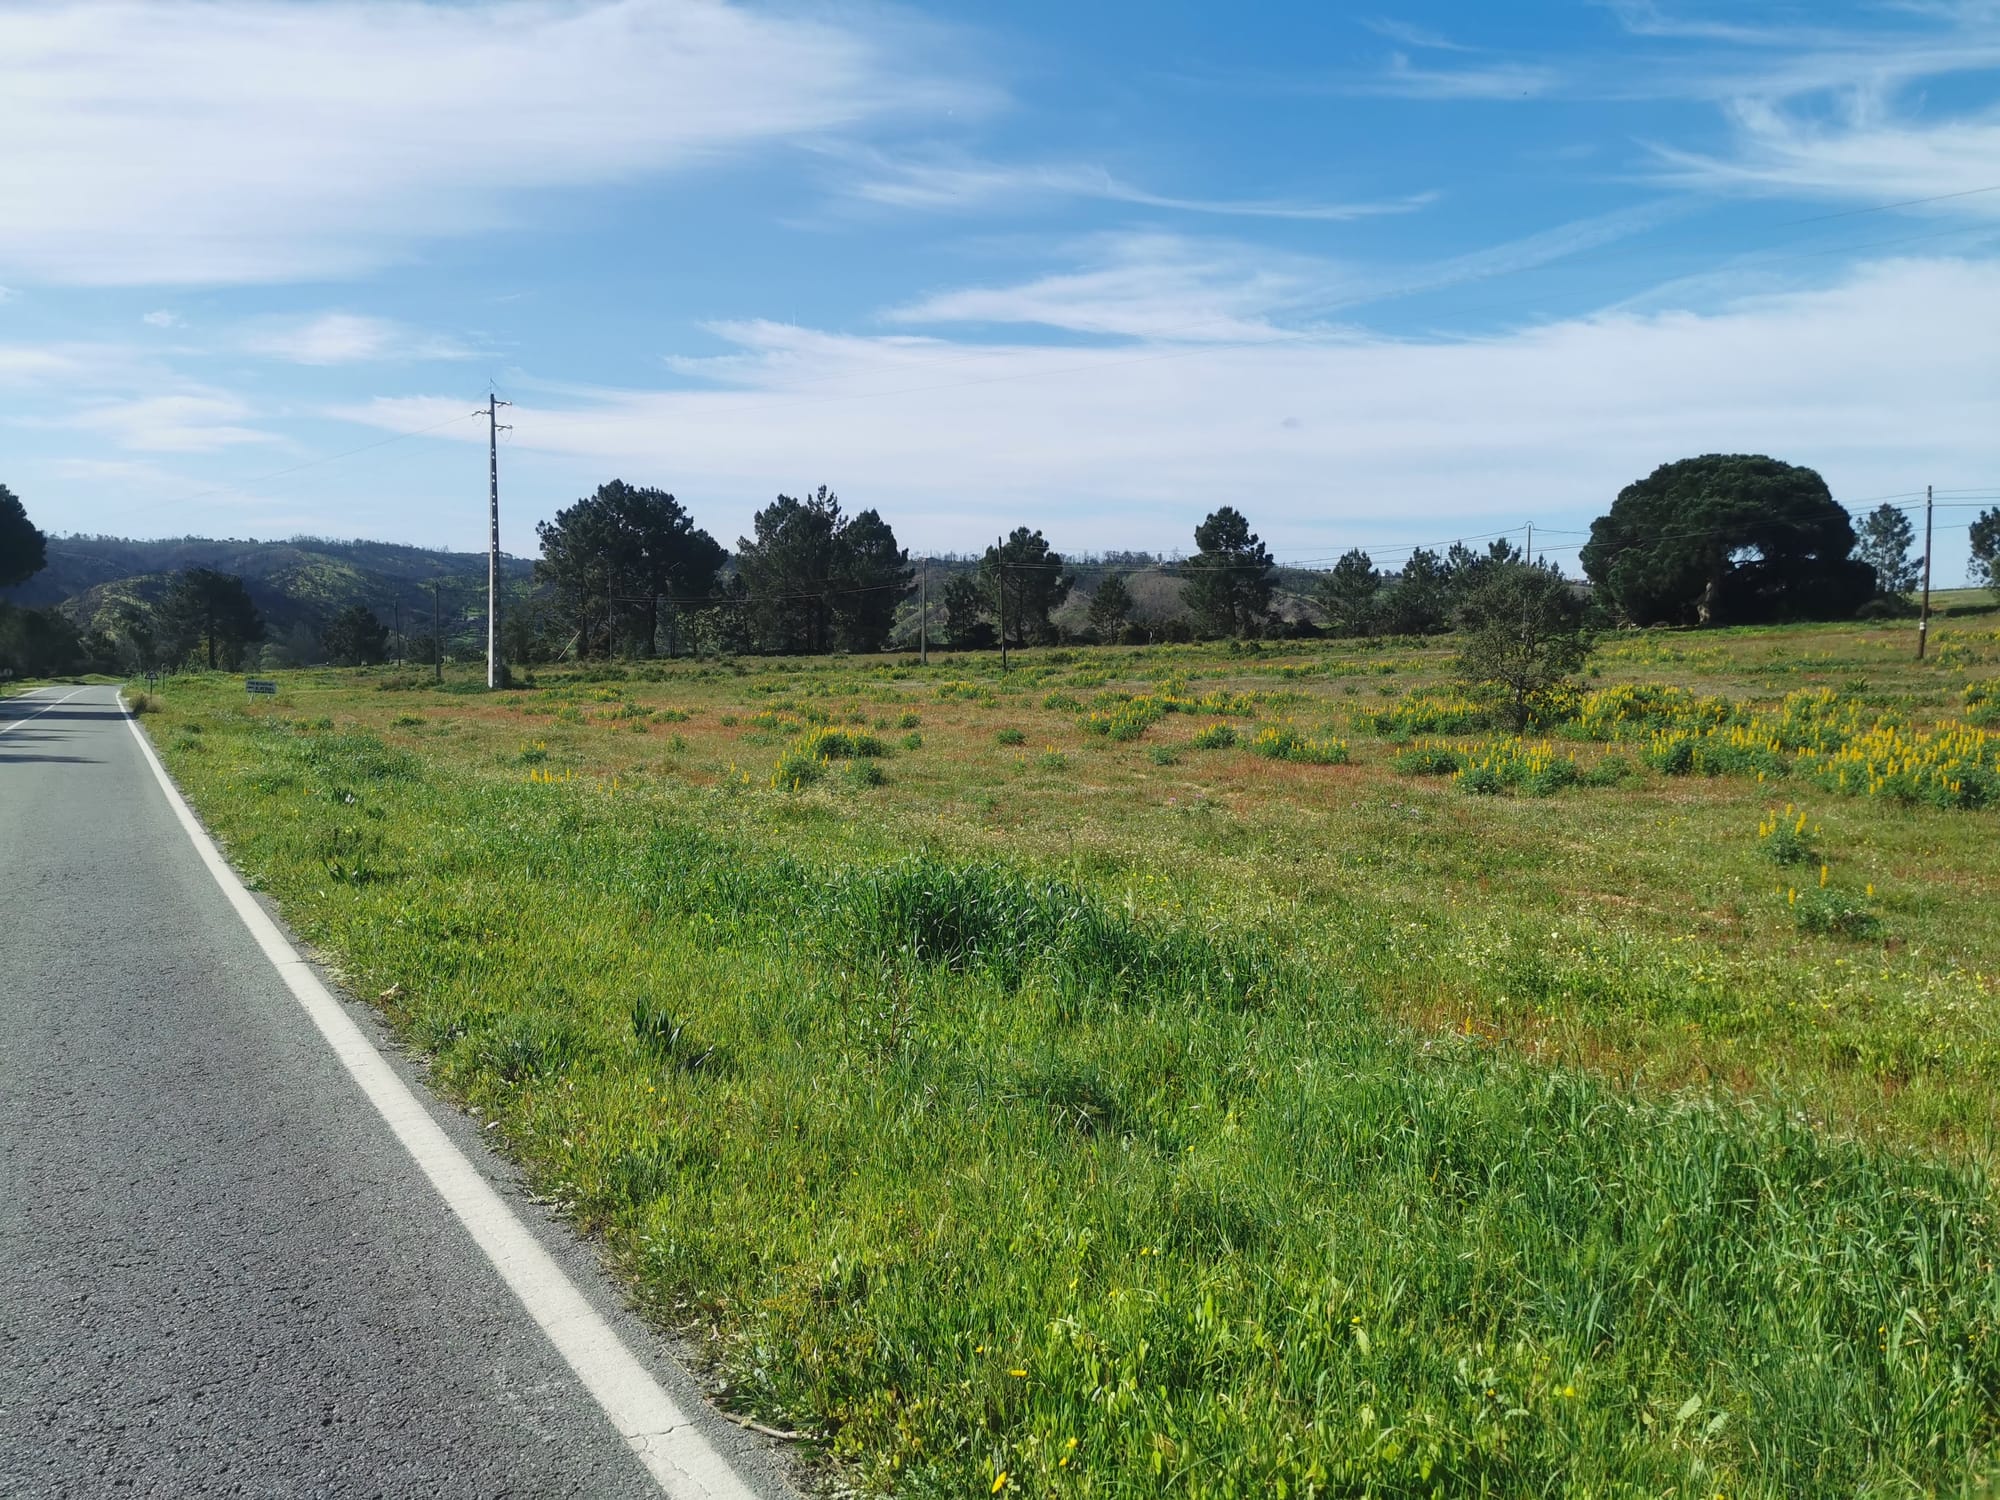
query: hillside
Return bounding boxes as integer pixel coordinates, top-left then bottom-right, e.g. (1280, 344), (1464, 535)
(4, 534), (538, 647)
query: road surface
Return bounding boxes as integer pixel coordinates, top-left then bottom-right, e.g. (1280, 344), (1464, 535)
(0, 685), (791, 1498)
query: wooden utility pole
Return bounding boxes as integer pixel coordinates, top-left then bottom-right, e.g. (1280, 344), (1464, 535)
(1918, 484), (1935, 660)
(432, 581), (442, 684)
(485, 393), (511, 688)
(996, 535), (1008, 673)
(919, 557), (929, 665)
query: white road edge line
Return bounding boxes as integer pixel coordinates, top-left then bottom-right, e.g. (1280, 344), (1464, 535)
(0, 685), (90, 735)
(116, 690), (759, 1500)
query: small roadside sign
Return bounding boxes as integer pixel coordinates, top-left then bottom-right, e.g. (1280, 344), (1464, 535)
(245, 679), (278, 695)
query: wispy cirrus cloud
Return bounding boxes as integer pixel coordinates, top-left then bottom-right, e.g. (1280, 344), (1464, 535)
(64, 393), (273, 453)
(839, 151), (1435, 222)
(239, 312), (472, 366)
(883, 232), (1340, 341)
(1357, 53), (1560, 101)
(1356, 19), (1476, 53)
(877, 205), (1686, 344)
(0, 0), (985, 286)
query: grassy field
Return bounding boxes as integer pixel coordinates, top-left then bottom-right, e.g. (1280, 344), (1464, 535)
(137, 596), (2000, 1496)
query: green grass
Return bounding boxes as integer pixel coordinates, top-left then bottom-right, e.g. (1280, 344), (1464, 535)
(133, 607), (2000, 1495)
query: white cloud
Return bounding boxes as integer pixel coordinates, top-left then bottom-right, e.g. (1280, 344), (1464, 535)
(0, 345), (88, 383)
(1357, 19), (1475, 53)
(66, 393), (274, 452)
(1359, 53), (1559, 101)
(240, 312), (469, 365)
(878, 208), (1683, 342)
(1652, 100), (2000, 213)
(331, 257), (2000, 556)
(141, 310), (182, 328)
(0, 0), (977, 286)
(884, 232), (1338, 341)
(840, 151), (1435, 222)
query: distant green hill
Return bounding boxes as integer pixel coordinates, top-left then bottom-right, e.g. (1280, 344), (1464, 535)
(3, 534), (538, 657)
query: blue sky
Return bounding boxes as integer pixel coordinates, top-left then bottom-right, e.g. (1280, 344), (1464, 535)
(4, 0), (1999, 577)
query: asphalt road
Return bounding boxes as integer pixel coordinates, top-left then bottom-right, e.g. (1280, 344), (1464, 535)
(0, 685), (791, 1499)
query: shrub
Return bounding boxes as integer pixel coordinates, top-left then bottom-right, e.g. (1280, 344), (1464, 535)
(1081, 696), (1167, 742)
(126, 690), (160, 715)
(1757, 806), (1819, 866)
(1450, 740), (1582, 797)
(996, 727), (1027, 746)
(1965, 680), (1999, 728)
(1582, 753), (1638, 788)
(1191, 723), (1238, 750)
(843, 760), (887, 789)
(897, 711), (922, 730)
(1250, 723), (1349, 765)
(1391, 745), (1466, 776)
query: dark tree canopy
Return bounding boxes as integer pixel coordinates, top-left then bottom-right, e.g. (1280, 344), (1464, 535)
(1581, 455), (1875, 626)
(1972, 508), (2000, 597)
(0, 484), (47, 589)
(1456, 561), (1594, 730)
(158, 567), (265, 670)
(1379, 546), (1452, 635)
(1183, 507), (1273, 638)
(1856, 503), (1920, 596)
(1318, 549), (1381, 637)
(941, 572), (996, 649)
(1087, 572), (1134, 636)
(736, 487), (911, 654)
(536, 480), (726, 657)
(980, 528), (1072, 648)
(323, 604), (389, 667)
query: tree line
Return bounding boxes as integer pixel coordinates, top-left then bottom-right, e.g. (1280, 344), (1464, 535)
(5, 452), (1998, 676)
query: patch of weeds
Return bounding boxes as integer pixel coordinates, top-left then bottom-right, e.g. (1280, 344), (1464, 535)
(1250, 723), (1349, 765)
(996, 727), (1027, 746)
(824, 856), (1285, 1006)
(1391, 745), (1466, 776)
(1149, 745), (1179, 766)
(843, 760), (887, 789)
(1758, 806), (1820, 866)
(391, 713), (426, 727)
(1582, 753), (1639, 788)
(631, 997), (718, 1074)
(1789, 885), (1883, 941)
(901, 731), (924, 751)
(897, 711), (922, 729)
(772, 725), (888, 790)
(1036, 747), (1069, 772)
(1191, 723), (1237, 750)
(473, 1012), (585, 1083)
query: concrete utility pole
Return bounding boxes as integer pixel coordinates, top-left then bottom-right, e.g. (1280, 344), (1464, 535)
(1525, 521), (1533, 563)
(432, 582), (443, 684)
(919, 557), (929, 666)
(485, 393), (511, 689)
(1918, 484), (1935, 661)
